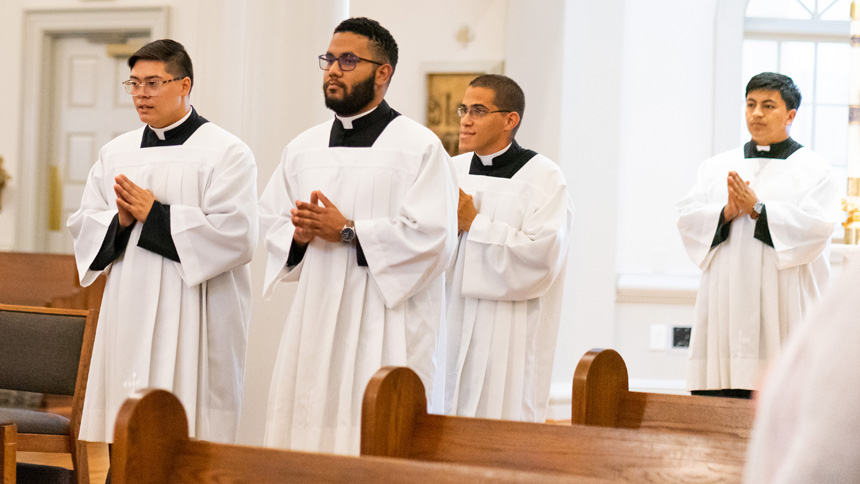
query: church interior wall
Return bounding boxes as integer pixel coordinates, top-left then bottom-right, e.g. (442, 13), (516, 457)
(0, 0), (734, 437)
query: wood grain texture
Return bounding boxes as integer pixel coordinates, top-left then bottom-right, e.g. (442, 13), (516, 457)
(113, 389), (604, 484)
(362, 366), (748, 484)
(0, 424), (15, 484)
(0, 251), (105, 310)
(571, 349), (755, 439)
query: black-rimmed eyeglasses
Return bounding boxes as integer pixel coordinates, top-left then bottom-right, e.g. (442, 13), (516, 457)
(318, 53), (384, 71)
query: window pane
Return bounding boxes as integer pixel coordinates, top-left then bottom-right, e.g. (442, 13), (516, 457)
(813, 104), (849, 165)
(819, 0), (852, 20)
(743, 40), (779, 83)
(746, 0), (813, 19)
(780, 41), (815, 100)
(816, 42), (850, 104)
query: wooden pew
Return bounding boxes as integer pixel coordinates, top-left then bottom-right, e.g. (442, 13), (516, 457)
(0, 251), (104, 311)
(571, 348), (755, 439)
(112, 389), (606, 484)
(362, 366), (748, 484)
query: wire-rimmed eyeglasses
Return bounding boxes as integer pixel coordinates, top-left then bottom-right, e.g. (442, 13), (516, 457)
(122, 77), (183, 95)
(457, 105), (512, 119)
(318, 53), (384, 72)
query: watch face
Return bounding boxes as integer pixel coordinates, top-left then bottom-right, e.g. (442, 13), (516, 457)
(341, 226), (356, 243)
(754, 202), (764, 214)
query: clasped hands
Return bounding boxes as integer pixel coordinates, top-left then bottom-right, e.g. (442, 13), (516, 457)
(725, 171), (759, 222)
(115, 174), (155, 229)
(291, 190), (350, 246)
(458, 188), (477, 233)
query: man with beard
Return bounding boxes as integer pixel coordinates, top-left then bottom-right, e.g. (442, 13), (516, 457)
(67, 39), (257, 448)
(259, 17), (457, 455)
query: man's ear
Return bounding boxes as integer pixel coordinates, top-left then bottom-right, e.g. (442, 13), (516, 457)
(179, 77), (192, 96)
(375, 64), (393, 87)
(505, 111), (521, 133)
(786, 108), (796, 127)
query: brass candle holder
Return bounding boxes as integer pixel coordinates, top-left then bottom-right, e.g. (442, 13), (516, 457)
(843, 177), (860, 244)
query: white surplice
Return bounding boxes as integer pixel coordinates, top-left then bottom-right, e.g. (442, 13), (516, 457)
(444, 152), (573, 422)
(677, 146), (839, 391)
(67, 123), (258, 443)
(259, 115), (457, 455)
(744, 260), (860, 484)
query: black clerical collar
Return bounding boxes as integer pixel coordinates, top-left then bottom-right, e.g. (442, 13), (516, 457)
(141, 107), (209, 148)
(743, 137), (802, 160)
(329, 100), (401, 148)
(469, 140), (538, 179)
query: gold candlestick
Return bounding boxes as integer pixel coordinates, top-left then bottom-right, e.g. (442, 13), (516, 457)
(844, 177), (860, 244)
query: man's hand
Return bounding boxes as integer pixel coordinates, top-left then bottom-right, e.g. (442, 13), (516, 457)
(114, 174), (155, 227)
(727, 171), (757, 218)
(457, 188), (477, 233)
(291, 190), (349, 244)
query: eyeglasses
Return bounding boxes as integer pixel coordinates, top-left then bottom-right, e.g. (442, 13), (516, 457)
(122, 77), (183, 95)
(457, 106), (512, 119)
(318, 53), (383, 71)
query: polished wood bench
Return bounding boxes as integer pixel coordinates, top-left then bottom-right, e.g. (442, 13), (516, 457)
(571, 348), (755, 439)
(112, 389), (607, 484)
(361, 366), (748, 484)
(0, 251), (104, 310)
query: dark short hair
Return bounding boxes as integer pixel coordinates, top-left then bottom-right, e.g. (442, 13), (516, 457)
(128, 39), (194, 92)
(745, 72), (801, 111)
(469, 74), (526, 135)
(334, 17), (398, 72)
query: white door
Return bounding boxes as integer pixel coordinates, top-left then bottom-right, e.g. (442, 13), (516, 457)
(45, 35), (148, 253)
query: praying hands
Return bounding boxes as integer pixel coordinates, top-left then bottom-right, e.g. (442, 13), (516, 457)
(291, 190), (350, 246)
(725, 171), (758, 221)
(114, 174), (156, 228)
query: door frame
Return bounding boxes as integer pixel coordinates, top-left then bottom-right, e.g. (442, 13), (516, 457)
(17, 7), (169, 251)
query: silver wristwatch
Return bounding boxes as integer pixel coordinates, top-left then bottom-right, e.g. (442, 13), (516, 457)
(752, 201), (764, 219)
(340, 220), (356, 244)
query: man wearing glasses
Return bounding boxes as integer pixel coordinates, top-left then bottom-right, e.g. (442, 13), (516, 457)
(68, 39), (257, 448)
(443, 74), (573, 422)
(259, 17), (457, 454)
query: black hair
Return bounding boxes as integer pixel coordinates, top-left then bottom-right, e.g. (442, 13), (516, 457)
(128, 39), (194, 92)
(469, 74), (526, 135)
(334, 17), (398, 72)
(745, 72), (801, 111)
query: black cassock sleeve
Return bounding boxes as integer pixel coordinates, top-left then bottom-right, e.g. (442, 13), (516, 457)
(137, 200), (181, 262)
(286, 238), (367, 267)
(89, 215), (135, 271)
(753, 205), (774, 248)
(710, 208), (733, 248)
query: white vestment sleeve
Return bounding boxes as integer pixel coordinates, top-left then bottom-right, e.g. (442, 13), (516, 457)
(170, 143), (259, 287)
(676, 163), (725, 270)
(461, 183), (573, 301)
(354, 141), (458, 308)
(67, 150), (119, 287)
(259, 145), (303, 299)
(765, 169), (840, 269)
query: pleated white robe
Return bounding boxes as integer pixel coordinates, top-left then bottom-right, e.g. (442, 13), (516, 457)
(677, 146), (839, 391)
(259, 116), (457, 455)
(67, 123), (258, 443)
(744, 260), (860, 484)
(444, 152), (573, 422)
